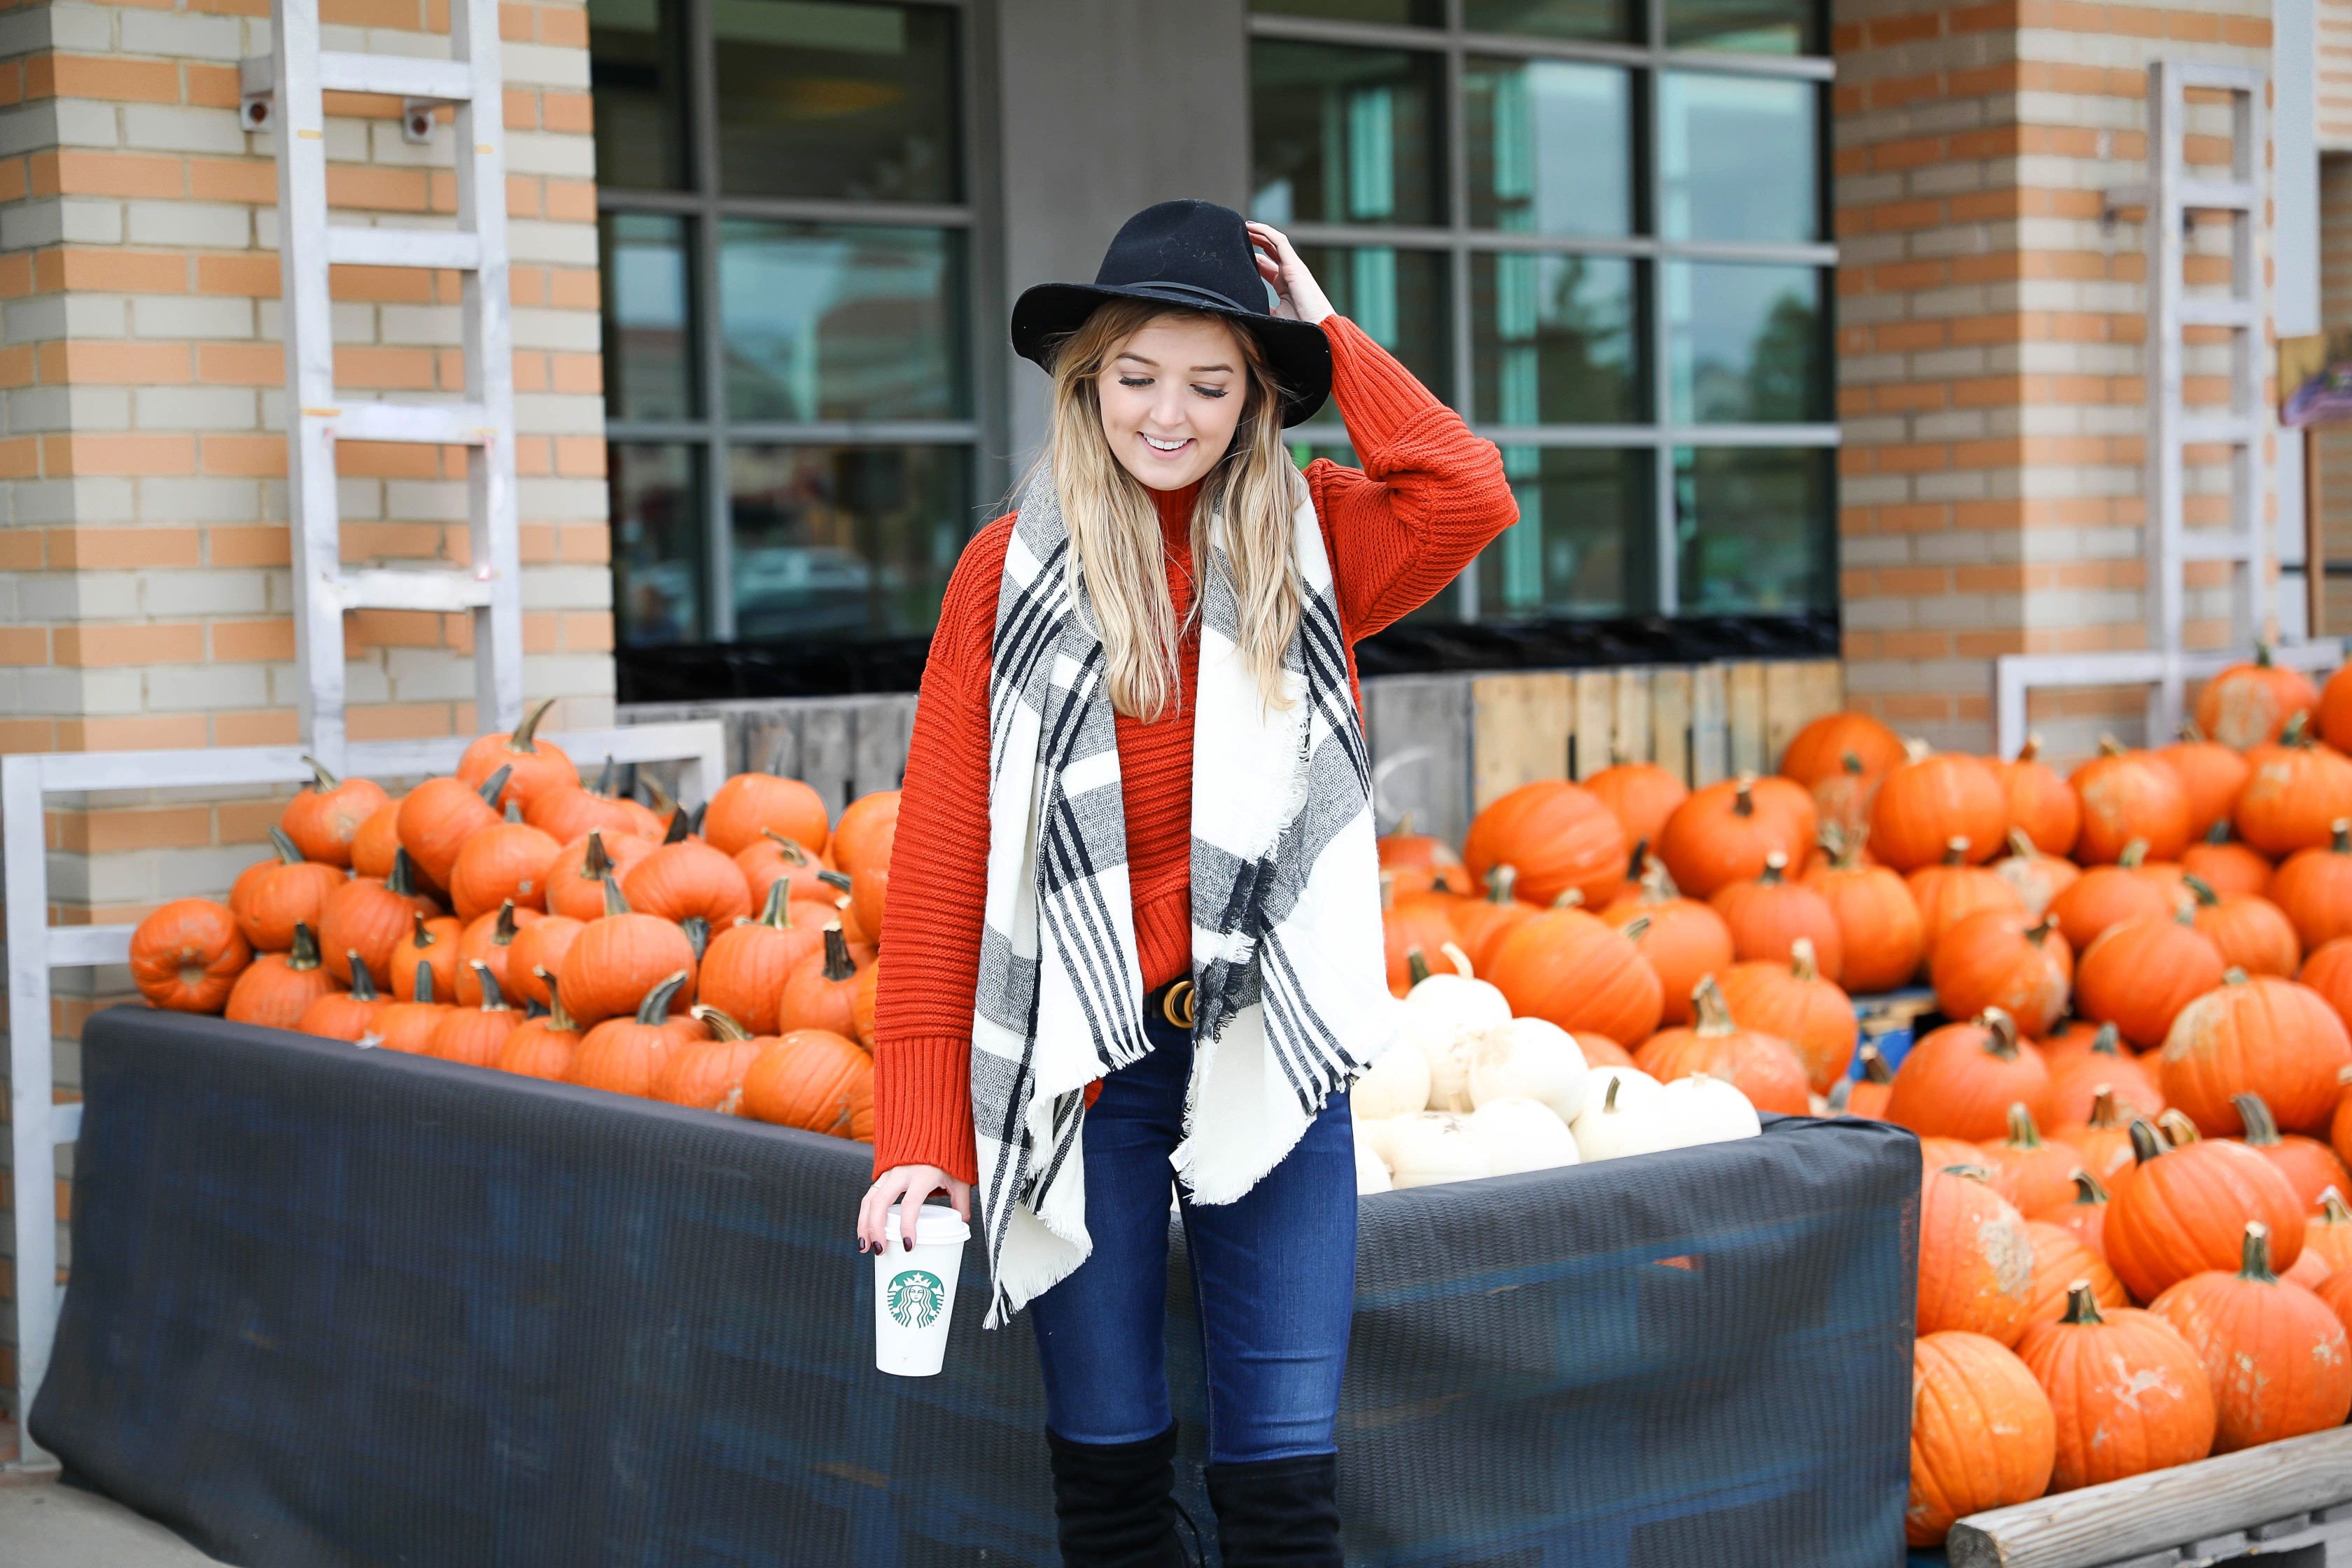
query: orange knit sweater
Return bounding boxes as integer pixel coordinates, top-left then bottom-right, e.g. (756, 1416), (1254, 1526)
(873, 316), (1517, 1181)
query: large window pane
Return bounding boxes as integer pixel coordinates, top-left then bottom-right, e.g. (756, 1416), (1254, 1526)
(588, 0), (689, 190)
(600, 214), (695, 421)
(1466, 0), (1638, 44)
(729, 446), (971, 641)
(1675, 446), (1833, 614)
(612, 444), (704, 645)
(1298, 246), (1450, 401)
(1471, 253), (1642, 425)
(1667, 262), (1825, 424)
(1666, 0), (1819, 54)
(1466, 58), (1633, 237)
(1659, 73), (1818, 243)
(1250, 42), (1444, 227)
(1254, 0), (1443, 21)
(1480, 447), (1652, 617)
(714, 0), (960, 203)
(719, 222), (967, 423)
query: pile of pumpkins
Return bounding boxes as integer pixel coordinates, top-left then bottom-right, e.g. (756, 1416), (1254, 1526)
(1373, 647), (2352, 1542)
(125, 701), (897, 1142)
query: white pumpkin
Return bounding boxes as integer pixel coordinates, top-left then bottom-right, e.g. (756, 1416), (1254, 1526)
(1571, 1067), (1670, 1163)
(1352, 1126), (1393, 1194)
(1352, 1037), (1433, 1121)
(1359, 1113), (1406, 1168)
(1385, 1111), (1492, 1189)
(1659, 1072), (1762, 1147)
(1399, 974), (1511, 1110)
(1469, 1096), (1581, 1175)
(1465, 1016), (1588, 1123)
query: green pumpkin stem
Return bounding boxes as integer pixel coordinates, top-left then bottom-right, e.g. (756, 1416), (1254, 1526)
(2319, 1187), (2351, 1226)
(2089, 1022), (2122, 1058)
(2061, 1281), (2105, 1326)
(2127, 1117), (2166, 1165)
(534, 968), (578, 1032)
(510, 696), (554, 755)
(635, 969), (690, 1025)
(2004, 1102), (2045, 1149)
(680, 915), (709, 961)
(2231, 1092), (2282, 1147)
(470, 960), (507, 1013)
(505, 799), (523, 824)
(1488, 864), (1520, 904)
(1760, 851), (1787, 886)
(2183, 873), (2220, 908)
(2205, 817), (2230, 845)
(493, 901), (519, 945)
(754, 877), (794, 929)
(663, 808), (691, 846)
(2332, 818), (2351, 855)
(1406, 947), (1432, 986)
(1623, 835), (1648, 883)
(412, 962), (435, 1006)
(2068, 1167), (2110, 1206)
(288, 921), (321, 972)
(1691, 975), (1735, 1036)
(346, 953), (377, 1002)
(2005, 827), (2038, 861)
(2120, 838), (2149, 868)
(2284, 712), (2312, 748)
(2239, 1222), (2277, 1282)
(821, 923), (855, 981)
(761, 830), (813, 866)
(477, 764), (512, 806)
(582, 830), (614, 881)
(269, 825), (304, 865)
(602, 875), (631, 917)
(1942, 836), (1969, 865)
(1619, 912), (1650, 942)
(302, 754), (341, 792)
(817, 868), (853, 894)
(690, 1004), (750, 1042)
(2025, 914), (2058, 946)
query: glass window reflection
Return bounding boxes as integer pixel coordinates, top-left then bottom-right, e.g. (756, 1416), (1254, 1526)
(612, 444), (704, 645)
(1464, 0), (1638, 44)
(1253, 0), (1443, 21)
(713, 0), (960, 202)
(1480, 447), (1651, 617)
(600, 213), (695, 422)
(1466, 57), (1633, 237)
(729, 446), (970, 642)
(1250, 42), (1445, 228)
(1659, 72), (1818, 243)
(719, 222), (966, 423)
(1298, 246), (1450, 402)
(1666, 261), (1824, 424)
(1675, 447), (1833, 614)
(587, 0), (689, 190)
(1666, 0), (1819, 54)
(1472, 253), (1642, 425)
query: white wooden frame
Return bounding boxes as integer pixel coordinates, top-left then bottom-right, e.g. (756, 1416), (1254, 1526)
(2, 724), (724, 1466)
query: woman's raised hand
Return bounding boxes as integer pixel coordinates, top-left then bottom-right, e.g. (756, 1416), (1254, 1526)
(1247, 221), (1335, 327)
(858, 1163), (972, 1253)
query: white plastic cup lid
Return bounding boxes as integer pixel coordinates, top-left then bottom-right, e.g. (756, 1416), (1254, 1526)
(884, 1203), (970, 1247)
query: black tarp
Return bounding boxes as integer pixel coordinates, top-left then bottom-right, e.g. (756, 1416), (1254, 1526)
(35, 1007), (1918, 1567)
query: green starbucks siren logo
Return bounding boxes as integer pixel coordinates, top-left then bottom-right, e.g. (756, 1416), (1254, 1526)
(887, 1269), (946, 1330)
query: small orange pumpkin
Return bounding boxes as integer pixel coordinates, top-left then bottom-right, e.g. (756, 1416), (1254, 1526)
(779, 923), (864, 1040)
(739, 1028), (875, 1140)
(2032, 1168), (2113, 1261)
(545, 828), (657, 922)
(496, 970), (584, 1080)
(1932, 910), (2072, 1040)
(1916, 1166), (2037, 1345)
(526, 755), (662, 844)
(1584, 760), (1690, 851)
(1804, 830), (1924, 992)
(373, 962), (451, 1054)
(736, 830), (839, 911)
(701, 771), (830, 858)
(224, 920), (338, 1031)
(1779, 710), (1906, 788)
(296, 953), (387, 1042)
(568, 969), (706, 1098)
(2106, 1120), (2308, 1301)
(1885, 1009), (2050, 1143)
(2074, 911), (2224, 1049)
(503, 914), (582, 1010)
(1906, 839), (2023, 974)
(1487, 904), (1664, 1045)
(2180, 819), (2272, 899)
(559, 876), (700, 1026)
(657, 1005), (771, 1110)
(388, 910), (464, 1003)
(1657, 774), (1815, 897)
(2015, 1284), (2215, 1492)
(1870, 746), (2007, 874)
(696, 878), (827, 1037)
(2039, 1023), (2164, 1132)
(2271, 817), (2352, 953)
(1905, 1331), (2055, 1547)
(1998, 736), (2081, 858)
(396, 766), (510, 889)
(2158, 723), (2254, 839)
(1633, 975), (1809, 1116)
(1714, 938), (1856, 1094)
(2180, 875), (2298, 977)
(2162, 969), (2352, 1137)
(2236, 715), (2352, 858)
(1463, 778), (1630, 911)
(1979, 1102), (2086, 1218)
(2047, 840), (2178, 953)
(1828, 1042), (1894, 1120)
(456, 698), (579, 812)
(2149, 1221), (2351, 1452)
(350, 795), (405, 881)
(1602, 861), (1732, 1028)
(830, 789), (900, 882)
(279, 757), (389, 869)
(2195, 643), (2320, 751)
(426, 962), (519, 1068)
(1709, 851), (1844, 981)
(447, 808), (563, 923)
(231, 827), (348, 953)
(130, 898), (252, 1014)
(455, 901), (542, 1007)
(2071, 738), (2194, 864)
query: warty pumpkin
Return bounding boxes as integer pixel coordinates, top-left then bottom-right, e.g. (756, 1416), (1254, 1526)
(296, 952), (387, 1042)
(1803, 830), (1924, 992)
(224, 920), (338, 1031)
(1885, 1009), (2050, 1142)
(2040, 1025), (2164, 1132)
(456, 698), (578, 812)
(2015, 1285), (2216, 1492)
(447, 809), (562, 923)
(558, 876), (700, 1026)
(1714, 939), (1856, 1094)
(1632, 975), (1809, 1116)
(397, 766), (510, 888)
(1907, 840), (2024, 975)
(1709, 851), (1844, 980)
(1906, 1331), (2056, 1548)
(1917, 1165), (2038, 1345)
(2270, 818), (2352, 953)
(1656, 774), (1814, 899)
(1981, 1103), (2088, 1219)
(388, 909), (464, 1002)
(1462, 778), (1630, 911)
(741, 1027), (875, 1140)
(2180, 875), (2298, 977)
(130, 897), (251, 1014)
(698, 878), (827, 1036)
(2071, 738), (2193, 864)
(2149, 1222), (2352, 1452)
(2074, 911), (2225, 1049)
(231, 826), (348, 953)
(2106, 1119), (2308, 1301)
(622, 836), (756, 930)
(2230, 1092), (2352, 1210)
(568, 970), (706, 1097)
(1933, 910), (2073, 1039)
(2162, 969), (2352, 1136)
(1583, 760), (1689, 850)
(779, 923), (864, 1039)
(503, 913), (582, 1010)
(1995, 828), (2080, 918)
(1487, 904), (1664, 1046)
(1602, 863), (1731, 1028)
(2047, 840), (2179, 953)
(546, 828), (656, 922)
(701, 771), (830, 858)
(279, 757), (389, 869)
(496, 969), (584, 1080)
(2020, 1222), (2128, 1328)
(658, 1006), (771, 1111)
(373, 962), (450, 1054)
(2234, 715), (2352, 858)
(426, 962), (519, 1068)
(830, 789), (900, 882)
(455, 901), (540, 1007)
(2158, 724), (2254, 839)
(1870, 746), (2008, 874)
(2194, 643), (2320, 751)
(1780, 710), (1906, 788)
(1998, 736), (2082, 858)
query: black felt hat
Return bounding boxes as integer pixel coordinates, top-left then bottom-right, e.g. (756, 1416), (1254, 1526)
(1010, 199), (1332, 428)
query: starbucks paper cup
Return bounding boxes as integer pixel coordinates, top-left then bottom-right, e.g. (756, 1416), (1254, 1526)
(874, 1203), (969, 1377)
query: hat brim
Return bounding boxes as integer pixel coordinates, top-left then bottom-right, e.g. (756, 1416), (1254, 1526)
(1010, 282), (1333, 429)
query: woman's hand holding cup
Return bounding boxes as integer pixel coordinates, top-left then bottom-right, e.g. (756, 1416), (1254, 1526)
(859, 1163), (971, 1253)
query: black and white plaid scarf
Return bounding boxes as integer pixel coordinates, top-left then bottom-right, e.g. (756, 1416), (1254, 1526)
(972, 463), (1393, 1326)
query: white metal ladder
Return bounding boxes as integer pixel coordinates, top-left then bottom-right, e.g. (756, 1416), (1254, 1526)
(246, 0), (522, 771)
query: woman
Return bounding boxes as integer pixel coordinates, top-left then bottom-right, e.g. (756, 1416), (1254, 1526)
(857, 200), (1516, 1566)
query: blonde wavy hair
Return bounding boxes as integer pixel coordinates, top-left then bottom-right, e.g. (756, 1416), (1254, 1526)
(1032, 299), (1301, 722)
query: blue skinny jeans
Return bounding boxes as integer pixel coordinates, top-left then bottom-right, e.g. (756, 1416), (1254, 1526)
(1027, 1007), (1357, 1465)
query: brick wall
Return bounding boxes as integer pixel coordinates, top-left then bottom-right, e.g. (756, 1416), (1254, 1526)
(0, 0), (610, 1418)
(1834, 0), (2274, 762)
(2319, 149), (2352, 627)
(2322, 0), (2352, 146)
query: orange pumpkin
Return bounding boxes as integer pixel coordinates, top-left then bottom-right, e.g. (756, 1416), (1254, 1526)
(504, 914), (582, 1010)
(1808, 752), (1883, 844)
(2033, 1168), (2114, 1261)
(1980, 1103), (2087, 1219)
(2158, 724), (2254, 840)
(779, 924), (863, 1040)
(2271, 818), (2352, 953)
(851, 958), (880, 1048)
(2019, 1219), (2128, 1327)
(2150, 1222), (2352, 1452)
(2231, 1092), (2352, 1210)
(1885, 1009), (2050, 1142)
(1998, 736), (2081, 858)
(2047, 841), (2178, 953)
(497, 971), (584, 1080)
(454, 901), (541, 1007)
(1632, 976), (1809, 1116)
(2162, 969), (2352, 1136)
(849, 864), (888, 946)
(224, 920), (338, 1031)
(279, 757), (390, 869)
(1714, 939), (1855, 1094)
(447, 811), (562, 923)
(1462, 779), (1629, 911)
(1828, 1043), (1895, 1120)
(2236, 715), (2352, 858)
(425, 962), (519, 1068)
(1451, 865), (1543, 975)
(2301, 937), (2352, 1042)
(1382, 876), (1464, 997)
(1933, 910), (2072, 1039)
(350, 795), (405, 881)
(2039, 1023), (2164, 1132)
(456, 698), (579, 812)
(1656, 775), (1814, 899)
(231, 827), (348, 953)
(698, 879), (828, 1037)
(2180, 875), (2298, 976)
(1871, 748), (2007, 874)
(1906, 841), (2023, 975)
(2306, 1187), (2352, 1278)
(1993, 828), (2079, 919)
(373, 962), (451, 1054)
(1709, 851), (1843, 981)
(1377, 811), (1469, 890)
(2179, 820), (2271, 899)
(545, 828), (657, 922)
(1917, 1166), (2037, 1345)
(2320, 662), (2352, 753)
(1583, 760), (1689, 851)
(739, 1028), (874, 1140)
(2015, 1285), (2216, 1492)
(736, 831), (839, 911)
(388, 910), (463, 1003)
(2106, 1121), (2308, 1301)
(559, 877), (699, 1027)
(2338, 1063), (2352, 1170)
(2195, 644), (2320, 751)
(2071, 739), (2192, 864)
(1803, 833), (1924, 993)
(568, 970), (706, 1098)
(701, 771), (830, 858)
(622, 836), (755, 930)
(657, 1006), (771, 1111)
(396, 767), (509, 889)
(1906, 1331), (2055, 1548)
(526, 757), (661, 844)
(296, 953), (387, 1042)
(2074, 912), (2224, 1049)
(1487, 905), (1664, 1046)
(130, 897), (253, 1014)
(830, 790), (901, 882)
(1780, 710), (1906, 788)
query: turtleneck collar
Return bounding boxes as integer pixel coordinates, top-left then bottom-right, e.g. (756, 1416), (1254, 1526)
(1150, 479), (1203, 545)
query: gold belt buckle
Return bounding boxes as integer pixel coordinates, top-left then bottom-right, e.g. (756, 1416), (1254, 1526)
(1160, 979), (1196, 1030)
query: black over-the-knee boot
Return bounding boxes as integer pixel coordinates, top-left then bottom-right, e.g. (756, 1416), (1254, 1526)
(1205, 1452), (1343, 1567)
(1045, 1424), (1195, 1567)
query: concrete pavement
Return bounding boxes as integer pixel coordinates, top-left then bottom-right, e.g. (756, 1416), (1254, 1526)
(0, 1478), (225, 1567)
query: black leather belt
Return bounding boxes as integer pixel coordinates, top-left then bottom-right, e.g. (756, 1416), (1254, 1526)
(1144, 978), (1196, 1030)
